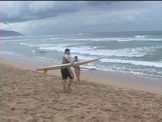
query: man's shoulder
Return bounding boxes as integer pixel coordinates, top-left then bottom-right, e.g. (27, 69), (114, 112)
(64, 54), (69, 58)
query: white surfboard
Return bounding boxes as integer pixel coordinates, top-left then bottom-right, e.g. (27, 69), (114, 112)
(79, 65), (96, 70)
(72, 65), (96, 70)
(35, 57), (104, 77)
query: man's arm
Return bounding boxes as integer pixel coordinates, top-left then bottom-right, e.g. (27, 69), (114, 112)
(66, 58), (74, 65)
(64, 54), (74, 65)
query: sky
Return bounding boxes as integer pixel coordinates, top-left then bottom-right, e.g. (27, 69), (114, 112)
(1, 1), (162, 36)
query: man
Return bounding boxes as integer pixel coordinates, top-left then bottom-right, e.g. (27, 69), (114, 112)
(61, 48), (74, 92)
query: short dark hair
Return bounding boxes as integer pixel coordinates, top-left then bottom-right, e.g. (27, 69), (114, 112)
(65, 48), (70, 53)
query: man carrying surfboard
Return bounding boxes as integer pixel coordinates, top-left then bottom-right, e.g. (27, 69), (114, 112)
(61, 48), (74, 92)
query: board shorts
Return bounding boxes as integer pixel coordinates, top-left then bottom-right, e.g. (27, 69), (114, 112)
(61, 68), (74, 80)
(75, 71), (80, 79)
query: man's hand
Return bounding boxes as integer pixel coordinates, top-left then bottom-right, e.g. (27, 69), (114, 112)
(66, 58), (74, 65)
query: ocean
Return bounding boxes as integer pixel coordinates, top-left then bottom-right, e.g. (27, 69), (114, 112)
(1, 31), (162, 78)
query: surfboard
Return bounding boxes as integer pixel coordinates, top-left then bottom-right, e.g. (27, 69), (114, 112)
(35, 57), (104, 77)
(79, 65), (96, 71)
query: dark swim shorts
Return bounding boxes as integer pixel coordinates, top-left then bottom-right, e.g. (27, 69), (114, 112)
(61, 68), (74, 79)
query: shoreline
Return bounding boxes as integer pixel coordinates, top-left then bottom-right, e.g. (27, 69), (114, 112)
(1, 54), (162, 95)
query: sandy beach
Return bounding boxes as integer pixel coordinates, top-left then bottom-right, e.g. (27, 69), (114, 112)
(1, 58), (162, 122)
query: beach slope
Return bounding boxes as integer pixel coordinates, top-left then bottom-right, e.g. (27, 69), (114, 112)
(1, 60), (162, 122)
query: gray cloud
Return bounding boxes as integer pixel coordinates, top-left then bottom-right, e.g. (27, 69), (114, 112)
(1, 1), (76, 23)
(1, 1), (115, 23)
(86, 1), (115, 6)
(1, 1), (162, 36)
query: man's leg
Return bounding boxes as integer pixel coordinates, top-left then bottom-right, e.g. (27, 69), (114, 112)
(67, 68), (74, 88)
(62, 79), (67, 92)
(69, 77), (74, 85)
(67, 77), (73, 90)
(61, 69), (68, 92)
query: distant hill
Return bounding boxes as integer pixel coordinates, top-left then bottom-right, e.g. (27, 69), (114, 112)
(1, 30), (23, 37)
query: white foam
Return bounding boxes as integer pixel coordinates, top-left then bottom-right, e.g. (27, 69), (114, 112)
(117, 38), (162, 42)
(1, 51), (16, 55)
(135, 35), (148, 38)
(100, 58), (162, 68)
(64, 38), (118, 41)
(70, 45), (161, 58)
(0, 51), (26, 58)
(36, 42), (162, 58)
(64, 37), (162, 42)
(135, 35), (162, 39)
(96, 64), (162, 77)
(19, 43), (37, 47)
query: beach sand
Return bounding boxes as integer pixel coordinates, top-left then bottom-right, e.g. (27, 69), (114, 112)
(1, 58), (162, 122)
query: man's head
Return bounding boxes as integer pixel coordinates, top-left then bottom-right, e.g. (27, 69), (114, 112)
(65, 48), (70, 54)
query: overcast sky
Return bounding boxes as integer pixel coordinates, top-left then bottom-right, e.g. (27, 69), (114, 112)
(1, 1), (162, 36)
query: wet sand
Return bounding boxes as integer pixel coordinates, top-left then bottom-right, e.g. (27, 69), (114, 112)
(1, 57), (162, 122)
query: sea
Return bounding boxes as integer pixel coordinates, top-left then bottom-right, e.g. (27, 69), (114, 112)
(1, 31), (162, 79)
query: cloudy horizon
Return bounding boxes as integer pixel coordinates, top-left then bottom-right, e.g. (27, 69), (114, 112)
(1, 1), (162, 36)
